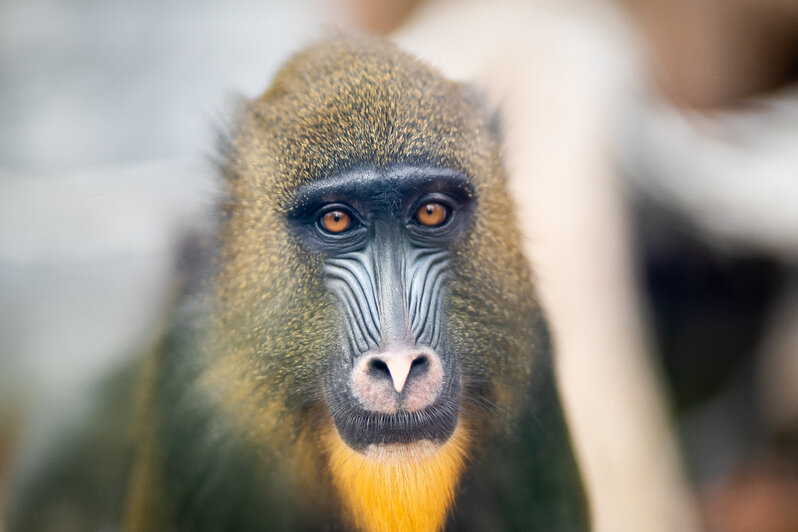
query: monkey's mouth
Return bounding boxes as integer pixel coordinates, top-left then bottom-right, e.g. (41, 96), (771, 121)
(328, 390), (460, 451)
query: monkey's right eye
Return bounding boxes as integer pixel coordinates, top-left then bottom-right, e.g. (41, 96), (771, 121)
(319, 210), (352, 234)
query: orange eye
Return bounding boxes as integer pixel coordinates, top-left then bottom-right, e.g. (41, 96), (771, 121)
(320, 210), (351, 233)
(416, 202), (448, 227)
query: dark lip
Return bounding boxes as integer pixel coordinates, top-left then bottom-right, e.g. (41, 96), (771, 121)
(328, 380), (461, 450)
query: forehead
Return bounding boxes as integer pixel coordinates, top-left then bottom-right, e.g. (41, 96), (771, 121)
(227, 37), (501, 214)
(262, 49), (480, 169)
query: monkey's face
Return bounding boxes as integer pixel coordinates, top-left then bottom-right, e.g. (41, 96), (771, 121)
(215, 37), (540, 460)
(286, 166), (476, 449)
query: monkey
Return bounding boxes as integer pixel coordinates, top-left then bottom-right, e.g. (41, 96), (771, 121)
(6, 35), (589, 531)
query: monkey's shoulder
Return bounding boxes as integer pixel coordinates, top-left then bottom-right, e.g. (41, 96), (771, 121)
(450, 365), (590, 531)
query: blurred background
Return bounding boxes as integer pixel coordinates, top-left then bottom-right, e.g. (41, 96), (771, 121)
(1, 0), (797, 530)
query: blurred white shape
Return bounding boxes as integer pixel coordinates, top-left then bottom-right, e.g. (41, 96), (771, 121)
(627, 86), (798, 260)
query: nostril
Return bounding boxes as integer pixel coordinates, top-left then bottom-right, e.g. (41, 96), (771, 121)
(368, 359), (391, 379)
(410, 354), (428, 372)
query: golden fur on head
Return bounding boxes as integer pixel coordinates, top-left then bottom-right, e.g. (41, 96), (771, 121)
(324, 425), (470, 532)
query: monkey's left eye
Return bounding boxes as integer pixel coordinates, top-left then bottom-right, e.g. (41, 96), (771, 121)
(319, 209), (353, 234)
(415, 202), (449, 227)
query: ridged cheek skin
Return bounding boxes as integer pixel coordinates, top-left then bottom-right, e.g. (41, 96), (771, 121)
(324, 251), (382, 356)
(323, 243), (450, 356)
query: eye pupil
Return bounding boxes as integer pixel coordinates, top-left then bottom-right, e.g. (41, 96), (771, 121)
(416, 202), (448, 227)
(321, 210), (351, 233)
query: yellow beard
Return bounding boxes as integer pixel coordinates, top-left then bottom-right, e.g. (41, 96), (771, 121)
(324, 425), (469, 532)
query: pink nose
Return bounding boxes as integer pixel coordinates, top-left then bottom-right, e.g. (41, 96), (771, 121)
(351, 347), (444, 414)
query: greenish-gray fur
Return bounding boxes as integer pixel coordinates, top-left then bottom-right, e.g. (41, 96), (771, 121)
(7, 35), (589, 531)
